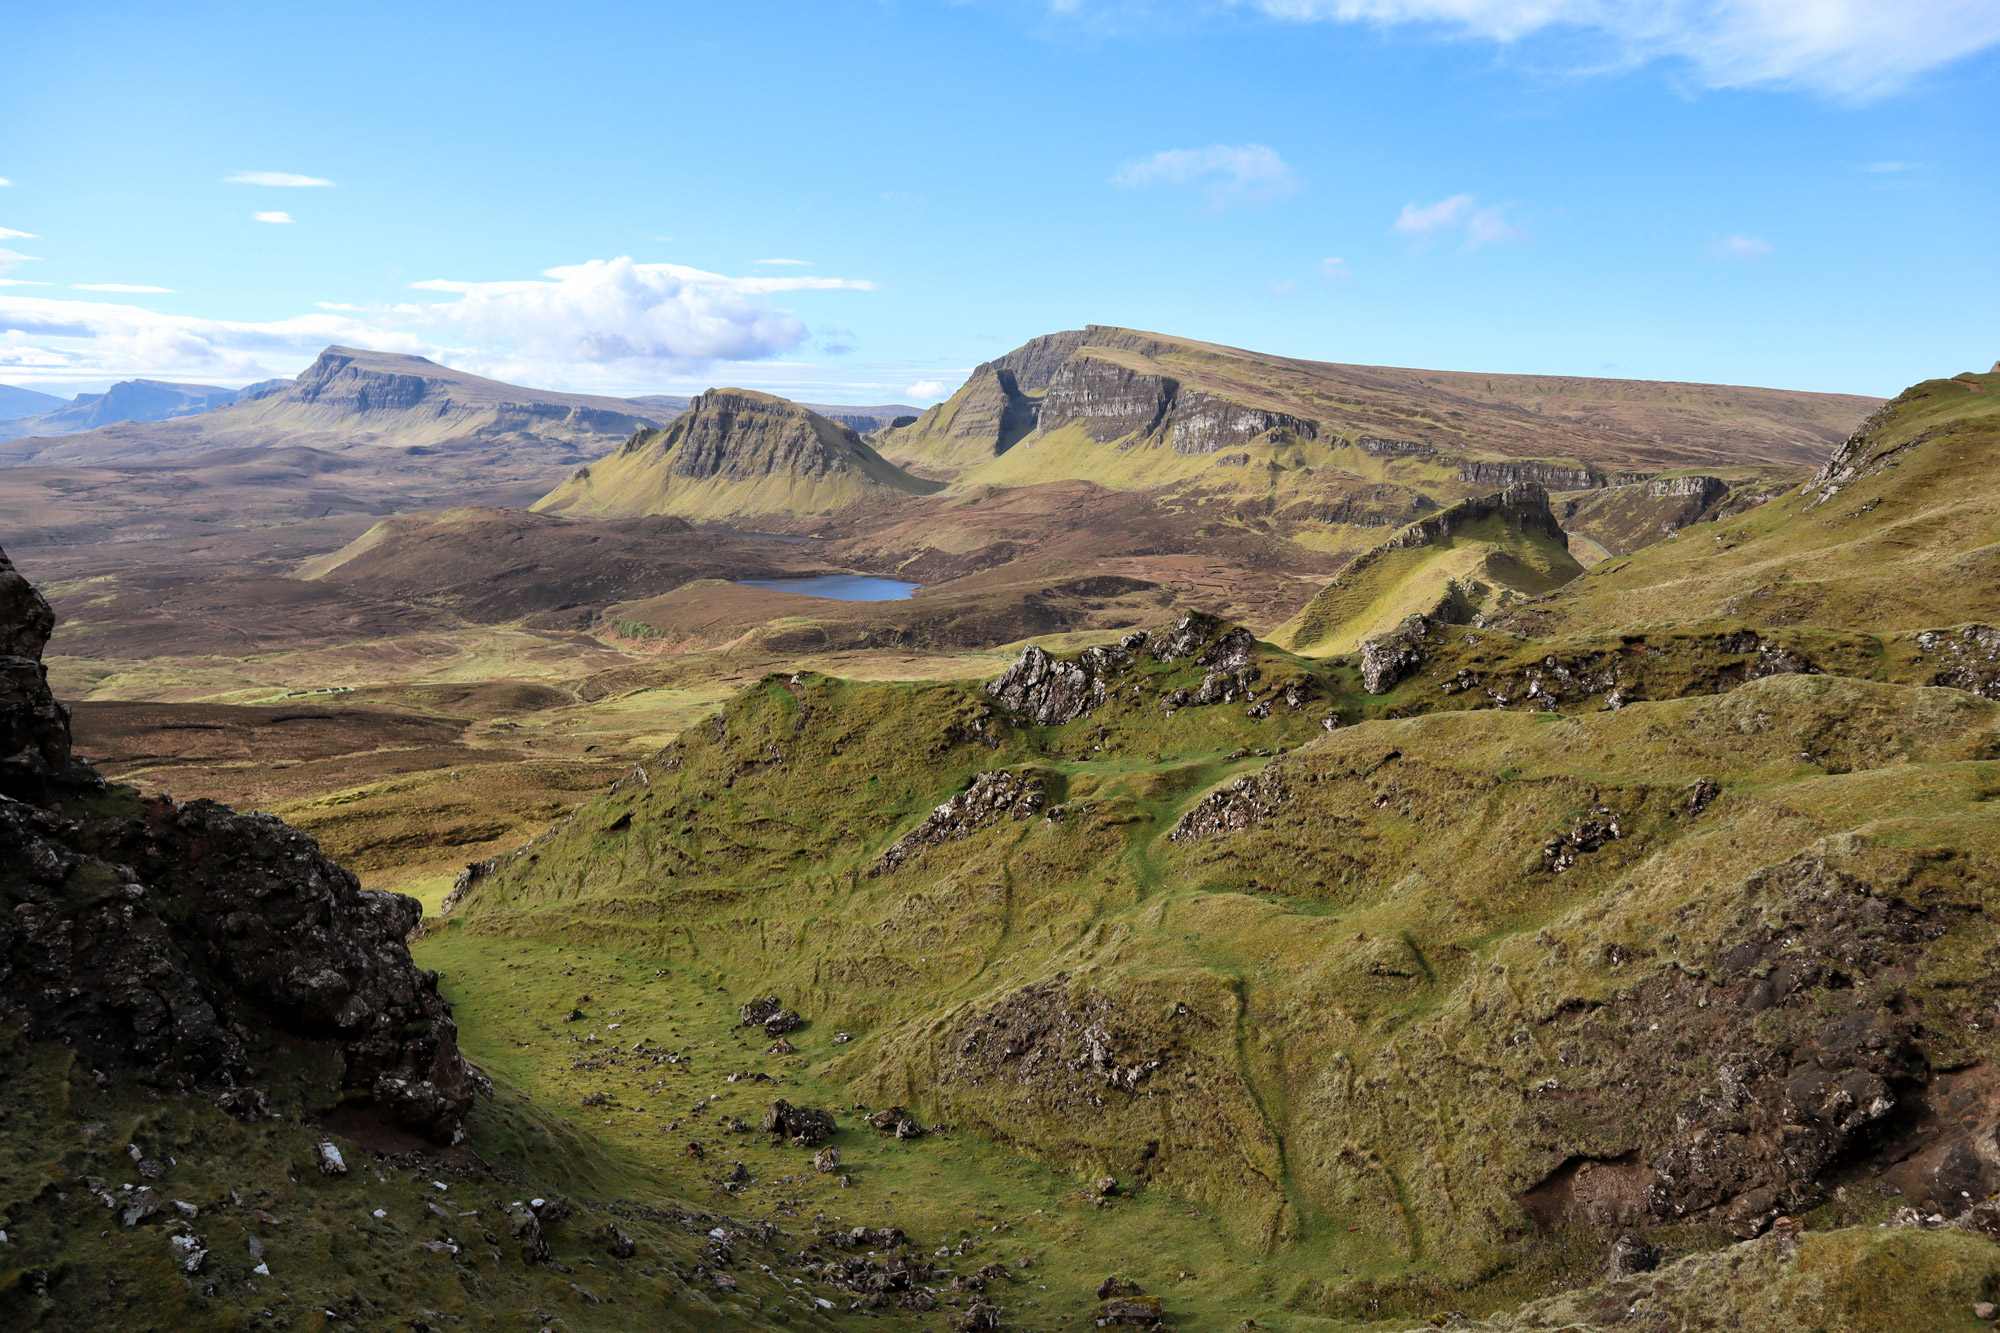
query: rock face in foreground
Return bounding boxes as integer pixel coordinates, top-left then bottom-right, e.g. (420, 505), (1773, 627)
(0, 544), (477, 1142)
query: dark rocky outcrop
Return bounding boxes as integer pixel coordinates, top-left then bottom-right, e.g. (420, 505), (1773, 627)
(1914, 624), (2000, 698)
(873, 770), (1048, 874)
(985, 635), (1145, 725)
(1359, 614), (1437, 694)
(0, 543), (478, 1142)
(1169, 769), (1291, 841)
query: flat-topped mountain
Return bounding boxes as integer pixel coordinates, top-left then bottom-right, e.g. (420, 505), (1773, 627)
(534, 386), (941, 525)
(879, 325), (1879, 486)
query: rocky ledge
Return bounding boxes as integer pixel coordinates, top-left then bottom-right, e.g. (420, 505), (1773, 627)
(0, 543), (478, 1142)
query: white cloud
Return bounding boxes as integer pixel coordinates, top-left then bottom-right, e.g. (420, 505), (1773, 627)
(0, 227), (36, 241)
(74, 284), (176, 293)
(1709, 233), (1773, 260)
(0, 247), (40, 273)
(0, 179), (12, 187)
(1241, 0), (2000, 99)
(227, 171), (335, 187)
(754, 258), (812, 266)
(254, 211), (295, 224)
(1392, 194), (1528, 250)
(0, 279), (50, 287)
(1315, 257), (1353, 280)
(1392, 194), (1474, 235)
(906, 379), (948, 399)
(314, 302), (364, 311)
(1113, 143), (1300, 209)
(0, 256), (878, 389)
(1464, 204), (1530, 248)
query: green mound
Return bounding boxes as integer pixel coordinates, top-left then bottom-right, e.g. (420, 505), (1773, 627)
(1276, 483), (1584, 655)
(536, 388), (941, 525)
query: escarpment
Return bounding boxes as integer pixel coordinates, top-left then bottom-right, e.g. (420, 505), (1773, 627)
(0, 543), (478, 1143)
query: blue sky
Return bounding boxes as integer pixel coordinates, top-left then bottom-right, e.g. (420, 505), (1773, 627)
(1, 0), (1995, 403)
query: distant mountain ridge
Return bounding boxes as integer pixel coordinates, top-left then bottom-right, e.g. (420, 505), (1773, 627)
(0, 378), (243, 441)
(0, 347), (669, 475)
(0, 382), (67, 421)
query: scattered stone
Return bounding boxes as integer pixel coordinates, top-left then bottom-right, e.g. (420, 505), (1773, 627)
(580, 1091), (610, 1107)
(314, 1143), (348, 1177)
(866, 1106), (927, 1139)
(814, 1147), (842, 1173)
(739, 996), (783, 1028)
(958, 1300), (1002, 1331)
(682, 1141), (705, 1160)
(764, 1099), (836, 1147)
(767, 1038), (795, 1055)
(1098, 1277), (1143, 1299)
(1097, 1294), (1166, 1327)
(1975, 1301), (1997, 1320)
(832, 1032), (851, 1044)
(1542, 807), (1623, 873)
(1606, 1233), (1659, 1276)
(764, 1010), (803, 1037)
(723, 1162), (750, 1188)
(1093, 1176), (1119, 1197)
(168, 1232), (207, 1274)
(121, 1188), (162, 1228)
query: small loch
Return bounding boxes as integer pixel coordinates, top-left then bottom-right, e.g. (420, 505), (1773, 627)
(735, 575), (919, 601)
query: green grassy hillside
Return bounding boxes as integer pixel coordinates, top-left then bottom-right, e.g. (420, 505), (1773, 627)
(1510, 371), (2000, 636)
(1276, 486), (1584, 655)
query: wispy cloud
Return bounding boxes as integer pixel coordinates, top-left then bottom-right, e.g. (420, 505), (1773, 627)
(0, 227), (37, 241)
(754, 258), (812, 266)
(1708, 233), (1773, 260)
(1392, 193), (1474, 236)
(74, 283), (176, 293)
(1241, 0), (2000, 100)
(254, 212), (294, 224)
(0, 179), (12, 188)
(0, 278), (50, 287)
(1863, 160), (1922, 172)
(0, 247), (40, 273)
(227, 171), (335, 187)
(1392, 194), (1528, 250)
(1113, 143), (1300, 210)
(1315, 257), (1352, 280)
(0, 256), (880, 388)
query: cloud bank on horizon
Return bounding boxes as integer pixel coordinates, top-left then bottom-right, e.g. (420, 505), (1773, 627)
(0, 257), (880, 391)
(1235, 0), (2000, 98)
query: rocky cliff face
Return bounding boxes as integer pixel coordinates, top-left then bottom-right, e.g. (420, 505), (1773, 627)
(1035, 353), (1317, 455)
(1457, 460), (1641, 492)
(0, 544), (477, 1141)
